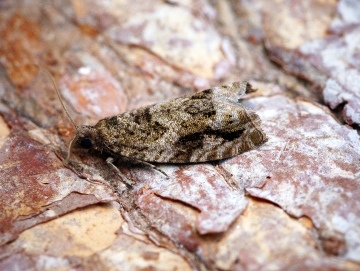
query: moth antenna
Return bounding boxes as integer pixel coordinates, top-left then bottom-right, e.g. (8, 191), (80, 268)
(64, 136), (78, 163)
(40, 67), (77, 128)
(37, 65), (78, 163)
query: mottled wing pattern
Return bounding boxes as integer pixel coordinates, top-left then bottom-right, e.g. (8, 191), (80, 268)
(95, 82), (267, 163)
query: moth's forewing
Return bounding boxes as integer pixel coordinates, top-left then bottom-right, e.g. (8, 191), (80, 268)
(94, 82), (267, 163)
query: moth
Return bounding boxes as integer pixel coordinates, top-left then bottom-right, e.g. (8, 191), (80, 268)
(49, 73), (267, 178)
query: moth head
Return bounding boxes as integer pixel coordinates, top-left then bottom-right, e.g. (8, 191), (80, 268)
(64, 125), (98, 162)
(75, 125), (97, 149)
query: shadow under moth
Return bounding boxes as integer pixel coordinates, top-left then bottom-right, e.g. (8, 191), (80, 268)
(51, 77), (267, 182)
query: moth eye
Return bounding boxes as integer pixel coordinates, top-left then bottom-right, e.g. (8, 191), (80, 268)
(80, 138), (93, 149)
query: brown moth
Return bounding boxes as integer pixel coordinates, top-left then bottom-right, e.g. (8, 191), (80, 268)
(47, 71), (267, 173)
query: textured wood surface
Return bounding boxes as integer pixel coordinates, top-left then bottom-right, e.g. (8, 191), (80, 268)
(0, 1), (359, 270)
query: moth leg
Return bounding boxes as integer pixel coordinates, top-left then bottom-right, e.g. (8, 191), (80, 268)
(119, 157), (169, 178)
(215, 165), (239, 190)
(106, 157), (134, 187)
(136, 160), (169, 178)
